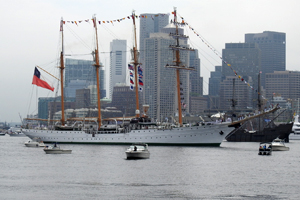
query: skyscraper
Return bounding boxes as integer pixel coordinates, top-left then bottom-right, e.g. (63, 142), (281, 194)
(265, 71), (300, 100)
(189, 49), (203, 96)
(222, 43), (261, 107)
(144, 23), (190, 121)
(65, 58), (106, 100)
(209, 66), (222, 96)
(109, 39), (127, 99)
(219, 76), (253, 110)
(139, 13), (169, 66)
(245, 31), (286, 88)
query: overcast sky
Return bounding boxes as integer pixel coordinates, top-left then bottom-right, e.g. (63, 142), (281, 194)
(1, 0), (299, 123)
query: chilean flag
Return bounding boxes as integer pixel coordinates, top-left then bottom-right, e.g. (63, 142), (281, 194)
(32, 67), (54, 91)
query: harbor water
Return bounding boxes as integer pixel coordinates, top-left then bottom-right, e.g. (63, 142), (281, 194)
(1, 135), (300, 199)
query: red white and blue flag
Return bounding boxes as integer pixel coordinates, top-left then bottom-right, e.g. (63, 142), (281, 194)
(138, 79), (143, 86)
(128, 64), (134, 70)
(130, 78), (134, 85)
(32, 67), (54, 91)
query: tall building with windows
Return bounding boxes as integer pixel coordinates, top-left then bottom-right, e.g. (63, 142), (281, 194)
(65, 58), (106, 100)
(109, 39), (127, 99)
(144, 23), (190, 121)
(265, 71), (300, 100)
(139, 13), (169, 66)
(219, 76), (253, 110)
(38, 97), (75, 120)
(189, 49), (203, 96)
(209, 66), (222, 96)
(222, 43), (261, 107)
(245, 31), (286, 88)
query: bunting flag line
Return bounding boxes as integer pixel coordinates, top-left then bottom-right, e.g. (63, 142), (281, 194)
(63, 13), (170, 28)
(138, 65), (143, 91)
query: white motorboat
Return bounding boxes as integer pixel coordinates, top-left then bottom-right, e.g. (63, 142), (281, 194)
(0, 132), (6, 136)
(43, 143), (72, 154)
(290, 115), (300, 140)
(8, 127), (25, 137)
(258, 142), (272, 155)
(24, 138), (45, 147)
(271, 138), (289, 151)
(125, 143), (150, 159)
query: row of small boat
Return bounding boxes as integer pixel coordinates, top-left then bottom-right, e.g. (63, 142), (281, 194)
(258, 138), (289, 155)
(24, 138), (72, 154)
(24, 138), (149, 158)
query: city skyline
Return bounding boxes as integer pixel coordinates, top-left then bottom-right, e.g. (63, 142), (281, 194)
(1, 0), (300, 122)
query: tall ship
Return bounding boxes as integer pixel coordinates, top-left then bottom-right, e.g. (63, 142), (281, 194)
(225, 74), (292, 142)
(23, 10), (235, 146)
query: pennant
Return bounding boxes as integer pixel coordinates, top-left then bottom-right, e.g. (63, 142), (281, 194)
(138, 65), (143, 71)
(128, 64), (134, 70)
(139, 87), (143, 92)
(139, 79), (143, 86)
(32, 67), (54, 91)
(130, 85), (134, 90)
(130, 79), (134, 84)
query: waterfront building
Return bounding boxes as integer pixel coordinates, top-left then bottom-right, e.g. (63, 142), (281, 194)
(222, 43), (261, 108)
(265, 71), (300, 100)
(65, 80), (88, 98)
(109, 84), (142, 117)
(65, 58), (106, 99)
(139, 13), (169, 66)
(189, 49), (203, 96)
(219, 76), (253, 110)
(144, 23), (190, 121)
(75, 88), (91, 109)
(245, 31), (286, 88)
(109, 39), (127, 99)
(189, 96), (207, 115)
(209, 66), (222, 96)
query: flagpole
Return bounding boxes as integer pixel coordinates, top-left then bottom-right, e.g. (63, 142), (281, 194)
(93, 15), (102, 128)
(132, 11), (140, 118)
(60, 18), (65, 126)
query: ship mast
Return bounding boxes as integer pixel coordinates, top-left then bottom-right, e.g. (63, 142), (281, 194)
(93, 15), (102, 126)
(166, 8), (195, 126)
(131, 11), (140, 118)
(60, 18), (65, 125)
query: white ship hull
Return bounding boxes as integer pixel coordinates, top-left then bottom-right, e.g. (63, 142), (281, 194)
(22, 122), (233, 146)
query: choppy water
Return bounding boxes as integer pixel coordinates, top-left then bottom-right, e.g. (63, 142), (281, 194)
(0, 135), (299, 200)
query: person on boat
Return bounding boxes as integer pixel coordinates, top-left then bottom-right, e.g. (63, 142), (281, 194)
(263, 144), (266, 149)
(134, 146), (137, 151)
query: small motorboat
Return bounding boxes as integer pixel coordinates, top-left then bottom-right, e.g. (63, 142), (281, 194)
(125, 143), (150, 159)
(258, 142), (272, 155)
(24, 138), (45, 147)
(0, 131), (6, 136)
(271, 138), (290, 151)
(43, 143), (72, 154)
